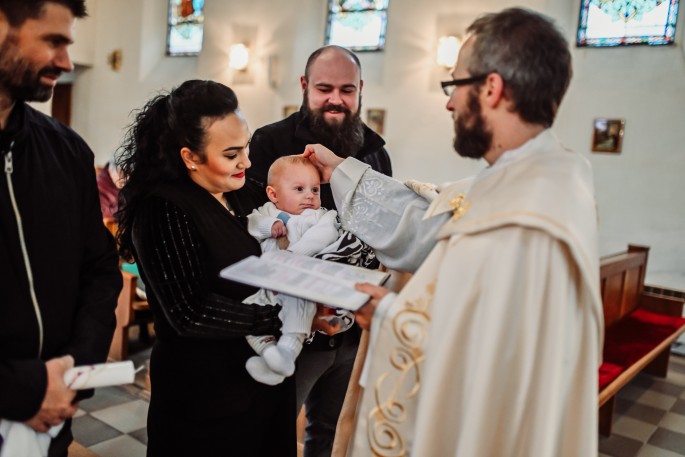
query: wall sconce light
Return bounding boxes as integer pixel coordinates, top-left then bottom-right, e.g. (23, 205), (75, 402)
(107, 49), (123, 72)
(436, 36), (461, 69)
(229, 43), (250, 71)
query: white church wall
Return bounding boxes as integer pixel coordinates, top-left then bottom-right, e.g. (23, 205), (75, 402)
(558, 3), (685, 282)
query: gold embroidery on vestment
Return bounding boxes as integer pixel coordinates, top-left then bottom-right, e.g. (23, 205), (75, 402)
(366, 282), (435, 456)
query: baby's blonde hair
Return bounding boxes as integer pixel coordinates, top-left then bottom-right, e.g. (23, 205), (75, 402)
(267, 155), (318, 186)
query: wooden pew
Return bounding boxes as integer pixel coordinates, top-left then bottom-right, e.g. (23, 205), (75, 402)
(102, 218), (154, 361)
(109, 270), (152, 361)
(598, 244), (685, 435)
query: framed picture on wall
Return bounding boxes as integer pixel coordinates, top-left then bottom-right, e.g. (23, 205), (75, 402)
(366, 108), (386, 135)
(592, 118), (625, 153)
(283, 105), (299, 118)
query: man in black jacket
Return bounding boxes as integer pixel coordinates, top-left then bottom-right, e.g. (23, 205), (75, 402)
(0, 1), (120, 456)
(249, 45), (392, 457)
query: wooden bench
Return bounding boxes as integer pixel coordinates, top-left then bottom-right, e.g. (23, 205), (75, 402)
(598, 244), (685, 435)
(102, 218), (154, 361)
(108, 270), (153, 361)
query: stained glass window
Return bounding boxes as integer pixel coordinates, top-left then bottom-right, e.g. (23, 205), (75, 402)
(325, 0), (389, 52)
(577, 0), (679, 47)
(167, 0), (205, 56)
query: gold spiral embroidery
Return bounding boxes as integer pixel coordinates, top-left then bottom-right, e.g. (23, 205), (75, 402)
(367, 282), (434, 456)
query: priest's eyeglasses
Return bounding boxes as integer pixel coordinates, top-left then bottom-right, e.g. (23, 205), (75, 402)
(440, 74), (488, 96)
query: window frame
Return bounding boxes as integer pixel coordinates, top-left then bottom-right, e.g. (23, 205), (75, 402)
(576, 0), (680, 47)
(325, 0), (390, 52)
(166, 0), (205, 57)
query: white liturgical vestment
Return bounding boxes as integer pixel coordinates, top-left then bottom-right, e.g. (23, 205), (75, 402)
(330, 130), (603, 457)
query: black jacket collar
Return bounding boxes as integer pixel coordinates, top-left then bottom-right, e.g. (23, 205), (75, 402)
(0, 102), (27, 153)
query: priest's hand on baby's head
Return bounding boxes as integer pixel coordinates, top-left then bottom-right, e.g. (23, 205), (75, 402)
(302, 144), (344, 183)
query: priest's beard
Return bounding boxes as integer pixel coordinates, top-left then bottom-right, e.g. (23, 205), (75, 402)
(304, 91), (365, 158)
(0, 36), (59, 102)
(453, 89), (492, 159)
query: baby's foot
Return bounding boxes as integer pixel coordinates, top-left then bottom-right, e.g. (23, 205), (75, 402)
(263, 346), (296, 377)
(245, 356), (285, 385)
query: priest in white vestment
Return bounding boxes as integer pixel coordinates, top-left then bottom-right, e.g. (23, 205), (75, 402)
(304, 8), (603, 457)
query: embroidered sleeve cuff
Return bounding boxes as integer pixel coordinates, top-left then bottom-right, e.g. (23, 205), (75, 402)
(330, 158), (371, 211)
(276, 212), (291, 225)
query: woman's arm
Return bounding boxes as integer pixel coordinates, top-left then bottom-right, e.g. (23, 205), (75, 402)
(132, 197), (281, 338)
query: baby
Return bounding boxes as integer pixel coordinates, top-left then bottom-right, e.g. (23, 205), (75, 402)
(244, 156), (342, 385)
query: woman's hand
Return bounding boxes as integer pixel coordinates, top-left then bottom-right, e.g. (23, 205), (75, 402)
(302, 144), (344, 183)
(353, 283), (389, 331)
(311, 304), (343, 335)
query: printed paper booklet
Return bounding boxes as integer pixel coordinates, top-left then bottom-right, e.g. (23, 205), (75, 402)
(219, 250), (390, 311)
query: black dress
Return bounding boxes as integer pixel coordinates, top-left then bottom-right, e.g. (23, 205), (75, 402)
(132, 178), (296, 457)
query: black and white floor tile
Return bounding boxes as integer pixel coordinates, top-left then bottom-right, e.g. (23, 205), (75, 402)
(71, 348), (150, 457)
(599, 354), (685, 457)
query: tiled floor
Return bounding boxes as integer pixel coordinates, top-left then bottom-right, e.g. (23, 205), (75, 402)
(599, 353), (685, 457)
(71, 349), (685, 456)
(71, 347), (151, 457)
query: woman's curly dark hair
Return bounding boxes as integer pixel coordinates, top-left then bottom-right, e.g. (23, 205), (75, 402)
(115, 80), (239, 261)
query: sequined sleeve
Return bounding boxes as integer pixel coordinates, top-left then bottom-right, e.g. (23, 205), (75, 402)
(132, 197), (281, 338)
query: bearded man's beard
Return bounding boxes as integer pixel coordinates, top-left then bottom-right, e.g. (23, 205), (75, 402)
(453, 88), (492, 160)
(304, 91), (365, 158)
(0, 37), (59, 102)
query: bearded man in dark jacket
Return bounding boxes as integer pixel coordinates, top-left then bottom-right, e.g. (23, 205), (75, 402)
(248, 45), (392, 457)
(0, 1), (120, 456)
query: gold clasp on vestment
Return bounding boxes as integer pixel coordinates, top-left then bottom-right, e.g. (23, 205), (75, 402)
(449, 193), (470, 220)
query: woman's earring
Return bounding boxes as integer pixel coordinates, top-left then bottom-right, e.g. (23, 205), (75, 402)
(190, 166), (197, 171)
